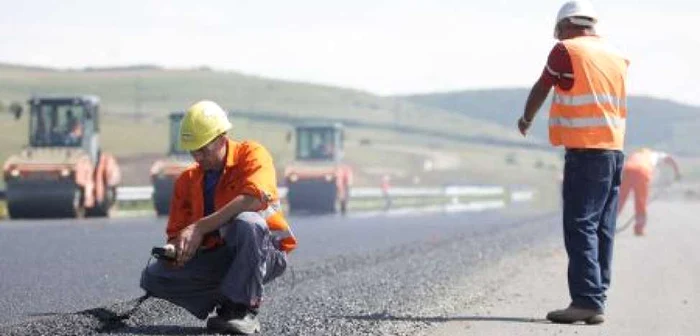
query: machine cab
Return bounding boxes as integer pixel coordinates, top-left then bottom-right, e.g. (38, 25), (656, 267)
(295, 123), (344, 163)
(167, 112), (187, 156)
(28, 96), (100, 162)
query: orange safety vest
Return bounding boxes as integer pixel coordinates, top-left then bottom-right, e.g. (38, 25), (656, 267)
(549, 36), (630, 150)
(167, 138), (297, 252)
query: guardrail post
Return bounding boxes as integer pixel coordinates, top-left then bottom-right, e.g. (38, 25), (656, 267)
(504, 186), (512, 207)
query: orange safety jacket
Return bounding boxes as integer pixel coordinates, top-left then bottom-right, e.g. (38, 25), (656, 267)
(549, 36), (630, 150)
(166, 138), (297, 252)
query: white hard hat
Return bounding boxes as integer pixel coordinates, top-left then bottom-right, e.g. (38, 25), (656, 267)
(554, 1), (598, 37)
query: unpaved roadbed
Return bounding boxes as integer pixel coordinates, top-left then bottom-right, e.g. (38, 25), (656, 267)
(425, 199), (700, 336)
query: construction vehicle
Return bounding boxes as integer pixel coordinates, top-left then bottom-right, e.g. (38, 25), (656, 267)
(149, 112), (192, 216)
(283, 123), (353, 214)
(2, 95), (121, 218)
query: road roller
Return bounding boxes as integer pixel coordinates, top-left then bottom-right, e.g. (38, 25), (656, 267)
(149, 112), (192, 216)
(2, 95), (121, 219)
(283, 123), (353, 214)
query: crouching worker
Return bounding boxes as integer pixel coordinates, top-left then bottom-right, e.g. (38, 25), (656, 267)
(141, 100), (297, 335)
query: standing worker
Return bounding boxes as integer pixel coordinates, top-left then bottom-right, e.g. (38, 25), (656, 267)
(140, 100), (297, 334)
(618, 148), (681, 236)
(517, 0), (629, 325)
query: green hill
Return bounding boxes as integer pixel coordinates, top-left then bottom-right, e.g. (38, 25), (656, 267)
(401, 88), (700, 155)
(0, 63), (529, 146)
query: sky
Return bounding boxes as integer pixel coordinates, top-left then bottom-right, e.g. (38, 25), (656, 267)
(1, 0), (699, 105)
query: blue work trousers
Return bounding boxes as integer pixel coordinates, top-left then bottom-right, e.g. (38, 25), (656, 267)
(562, 149), (624, 311)
(140, 212), (287, 319)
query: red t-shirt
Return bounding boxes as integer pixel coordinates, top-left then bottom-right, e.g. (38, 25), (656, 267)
(540, 43), (573, 91)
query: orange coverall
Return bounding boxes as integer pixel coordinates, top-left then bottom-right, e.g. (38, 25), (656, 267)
(617, 149), (678, 235)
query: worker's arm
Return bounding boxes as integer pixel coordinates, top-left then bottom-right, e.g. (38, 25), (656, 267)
(518, 77), (553, 136)
(519, 43), (571, 137)
(663, 155), (682, 180)
(165, 172), (195, 267)
(195, 194), (262, 233)
(166, 172), (191, 243)
(174, 194), (261, 266)
(175, 195), (263, 267)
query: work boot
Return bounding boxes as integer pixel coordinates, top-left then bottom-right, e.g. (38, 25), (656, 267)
(207, 301), (261, 335)
(546, 305), (605, 325)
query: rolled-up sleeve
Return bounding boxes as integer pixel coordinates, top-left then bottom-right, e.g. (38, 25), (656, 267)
(166, 172), (193, 241)
(238, 142), (279, 210)
(540, 42), (574, 90)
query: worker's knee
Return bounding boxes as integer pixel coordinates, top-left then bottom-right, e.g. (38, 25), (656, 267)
(236, 212), (267, 227)
(221, 212), (268, 243)
(139, 261), (164, 294)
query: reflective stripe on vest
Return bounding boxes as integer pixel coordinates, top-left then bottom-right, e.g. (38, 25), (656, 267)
(552, 92), (626, 109)
(549, 116), (626, 129)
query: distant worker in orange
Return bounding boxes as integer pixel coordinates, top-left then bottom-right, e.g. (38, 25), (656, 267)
(617, 148), (681, 236)
(380, 174), (392, 210)
(140, 100), (296, 335)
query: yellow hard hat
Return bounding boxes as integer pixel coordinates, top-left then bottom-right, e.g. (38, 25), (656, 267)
(179, 100), (232, 151)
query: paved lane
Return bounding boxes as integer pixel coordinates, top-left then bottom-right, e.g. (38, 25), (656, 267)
(0, 204), (558, 335)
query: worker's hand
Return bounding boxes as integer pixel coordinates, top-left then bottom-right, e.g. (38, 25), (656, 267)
(518, 116), (532, 137)
(675, 173), (682, 182)
(174, 223), (204, 267)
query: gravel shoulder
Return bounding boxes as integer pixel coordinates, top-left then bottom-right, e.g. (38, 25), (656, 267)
(425, 198), (700, 336)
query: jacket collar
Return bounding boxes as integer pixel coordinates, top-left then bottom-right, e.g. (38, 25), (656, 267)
(224, 138), (237, 168)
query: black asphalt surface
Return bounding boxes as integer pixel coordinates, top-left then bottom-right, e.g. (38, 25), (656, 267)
(0, 205), (559, 335)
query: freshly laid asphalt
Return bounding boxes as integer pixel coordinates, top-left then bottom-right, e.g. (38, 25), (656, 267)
(0, 204), (559, 335)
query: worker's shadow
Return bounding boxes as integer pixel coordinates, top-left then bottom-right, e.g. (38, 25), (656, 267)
(333, 312), (549, 325)
(26, 313), (212, 335)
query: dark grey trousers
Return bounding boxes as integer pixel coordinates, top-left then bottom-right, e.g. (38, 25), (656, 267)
(140, 212), (287, 319)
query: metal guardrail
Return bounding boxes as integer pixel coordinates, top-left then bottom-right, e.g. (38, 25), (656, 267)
(510, 190), (535, 202)
(0, 185), (534, 203)
(0, 185), (533, 220)
(117, 186), (155, 201)
(116, 185), (533, 203)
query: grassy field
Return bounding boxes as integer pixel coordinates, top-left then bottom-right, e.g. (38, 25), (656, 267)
(0, 64), (529, 146)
